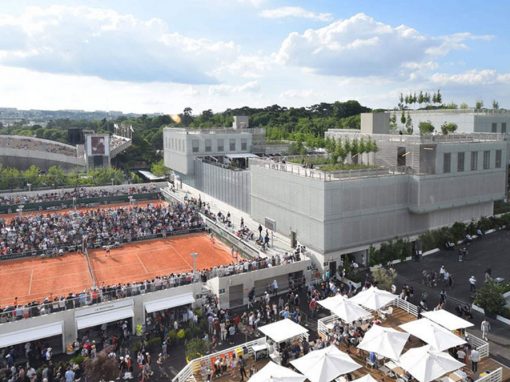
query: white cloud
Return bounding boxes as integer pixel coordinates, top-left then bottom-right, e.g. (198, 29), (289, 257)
(214, 54), (273, 78)
(280, 89), (320, 99)
(0, 5), (237, 84)
(276, 13), (486, 78)
(208, 80), (260, 96)
(259, 6), (333, 22)
(431, 69), (510, 85)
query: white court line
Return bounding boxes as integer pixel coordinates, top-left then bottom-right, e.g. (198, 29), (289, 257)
(135, 253), (149, 274)
(27, 269), (34, 295)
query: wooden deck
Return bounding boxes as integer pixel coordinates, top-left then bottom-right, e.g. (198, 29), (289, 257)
(193, 307), (510, 382)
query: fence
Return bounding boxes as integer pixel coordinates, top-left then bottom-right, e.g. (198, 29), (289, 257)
(172, 338), (267, 382)
(475, 368), (503, 382)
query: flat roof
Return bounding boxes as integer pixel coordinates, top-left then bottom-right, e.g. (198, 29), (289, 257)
(225, 153), (259, 159)
(138, 170), (166, 181)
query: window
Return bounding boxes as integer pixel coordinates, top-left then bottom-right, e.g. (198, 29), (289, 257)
(457, 152), (465, 172)
(483, 150), (491, 169)
(217, 139), (224, 152)
(229, 139), (236, 151)
(443, 153), (451, 173)
(470, 151), (478, 171)
(492, 123), (497, 133)
(205, 139), (212, 153)
(241, 138), (248, 151)
(496, 149), (502, 168)
(192, 139), (199, 153)
(502, 123), (507, 134)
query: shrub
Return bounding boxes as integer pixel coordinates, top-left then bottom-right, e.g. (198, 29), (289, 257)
(167, 330), (177, 344)
(185, 338), (209, 361)
(474, 281), (506, 316)
(70, 354), (86, 365)
(146, 337), (161, 348)
(371, 267), (397, 291)
(176, 329), (187, 341)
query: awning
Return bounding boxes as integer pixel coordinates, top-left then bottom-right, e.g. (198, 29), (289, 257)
(0, 321), (63, 348)
(259, 318), (308, 343)
(76, 306), (133, 330)
(225, 153), (259, 160)
(144, 293), (195, 314)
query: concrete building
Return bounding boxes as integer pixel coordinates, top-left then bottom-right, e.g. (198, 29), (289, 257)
(163, 116), (288, 212)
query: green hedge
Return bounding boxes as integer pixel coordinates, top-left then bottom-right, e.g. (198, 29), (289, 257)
(369, 213), (510, 265)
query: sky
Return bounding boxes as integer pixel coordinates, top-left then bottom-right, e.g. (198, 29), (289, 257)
(0, 0), (509, 114)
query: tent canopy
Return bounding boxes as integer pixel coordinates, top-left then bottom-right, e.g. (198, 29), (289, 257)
(349, 286), (397, 310)
(319, 295), (371, 323)
(259, 319), (308, 343)
(399, 318), (466, 351)
(248, 361), (306, 382)
(290, 345), (361, 382)
(76, 306), (133, 330)
(144, 293), (195, 314)
(0, 322), (63, 348)
(357, 324), (409, 360)
(351, 375), (378, 382)
(398, 345), (464, 382)
(421, 310), (474, 331)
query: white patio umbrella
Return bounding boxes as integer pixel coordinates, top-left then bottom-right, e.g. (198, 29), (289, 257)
(399, 318), (466, 351)
(290, 345), (361, 382)
(318, 295), (372, 323)
(351, 375), (378, 382)
(248, 361), (306, 382)
(398, 345), (464, 382)
(357, 324), (410, 360)
(421, 310), (474, 331)
(349, 286), (397, 310)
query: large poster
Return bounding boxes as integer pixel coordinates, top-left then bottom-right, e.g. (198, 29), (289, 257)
(86, 135), (109, 156)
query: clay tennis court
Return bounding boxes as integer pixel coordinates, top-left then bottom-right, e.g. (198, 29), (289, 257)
(0, 233), (234, 307)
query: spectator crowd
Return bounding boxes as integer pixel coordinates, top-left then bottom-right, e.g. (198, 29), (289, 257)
(0, 201), (203, 258)
(0, 184), (158, 207)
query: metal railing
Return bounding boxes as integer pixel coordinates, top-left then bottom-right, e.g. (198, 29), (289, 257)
(475, 367), (503, 382)
(172, 338), (267, 382)
(393, 297), (419, 317)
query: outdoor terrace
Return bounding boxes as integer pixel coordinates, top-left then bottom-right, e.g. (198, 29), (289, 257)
(173, 299), (510, 382)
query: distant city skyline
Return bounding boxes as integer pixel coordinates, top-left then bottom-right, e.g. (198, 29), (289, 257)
(0, 0), (509, 114)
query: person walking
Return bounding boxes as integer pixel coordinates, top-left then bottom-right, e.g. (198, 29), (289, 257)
(470, 348), (480, 373)
(469, 276), (477, 292)
(238, 356), (247, 382)
(481, 318), (491, 341)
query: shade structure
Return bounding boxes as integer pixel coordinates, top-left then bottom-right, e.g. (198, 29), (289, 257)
(357, 324), (409, 360)
(259, 318), (309, 343)
(351, 375), (378, 382)
(399, 318), (466, 351)
(421, 310), (474, 331)
(398, 345), (464, 382)
(349, 286), (397, 310)
(318, 295), (372, 323)
(290, 345), (361, 382)
(248, 361), (306, 382)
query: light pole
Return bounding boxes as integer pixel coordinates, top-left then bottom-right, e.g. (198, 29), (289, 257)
(27, 183), (32, 192)
(191, 252), (199, 281)
(72, 197), (77, 211)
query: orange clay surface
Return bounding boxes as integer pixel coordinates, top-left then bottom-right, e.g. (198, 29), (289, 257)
(0, 233), (234, 307)
(89, 233), (235, 286)
(0, 253), (92, 306)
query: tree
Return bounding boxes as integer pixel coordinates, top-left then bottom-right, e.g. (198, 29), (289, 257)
(436, 89), (442, 104)
(389, 113), (397, 131)
(46, 165), (66, 187)
(400, 110), (406, 125)
(492, 100), (499, 110)
(440, 122), (458, 135)
(350, 139), (360, 164)
(475, 100), (484, 110)
(460, 102), (469, 110)
(83, 353), (119, 381)
(150, 159), (167, 177)
(418, 91), (424, 105)
(405, 112), (413, 134)
(181, 107), (194, 126)
(419, 121), (435, 135)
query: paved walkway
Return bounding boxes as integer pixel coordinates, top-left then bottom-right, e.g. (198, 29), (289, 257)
(394, 229), (510, 366)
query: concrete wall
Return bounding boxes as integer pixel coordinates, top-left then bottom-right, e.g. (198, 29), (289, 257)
(207, 259), (311, 309)
(194, 160), (251, 213)
(361, 112), (390, 134)
(0, 147), (85, 171)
